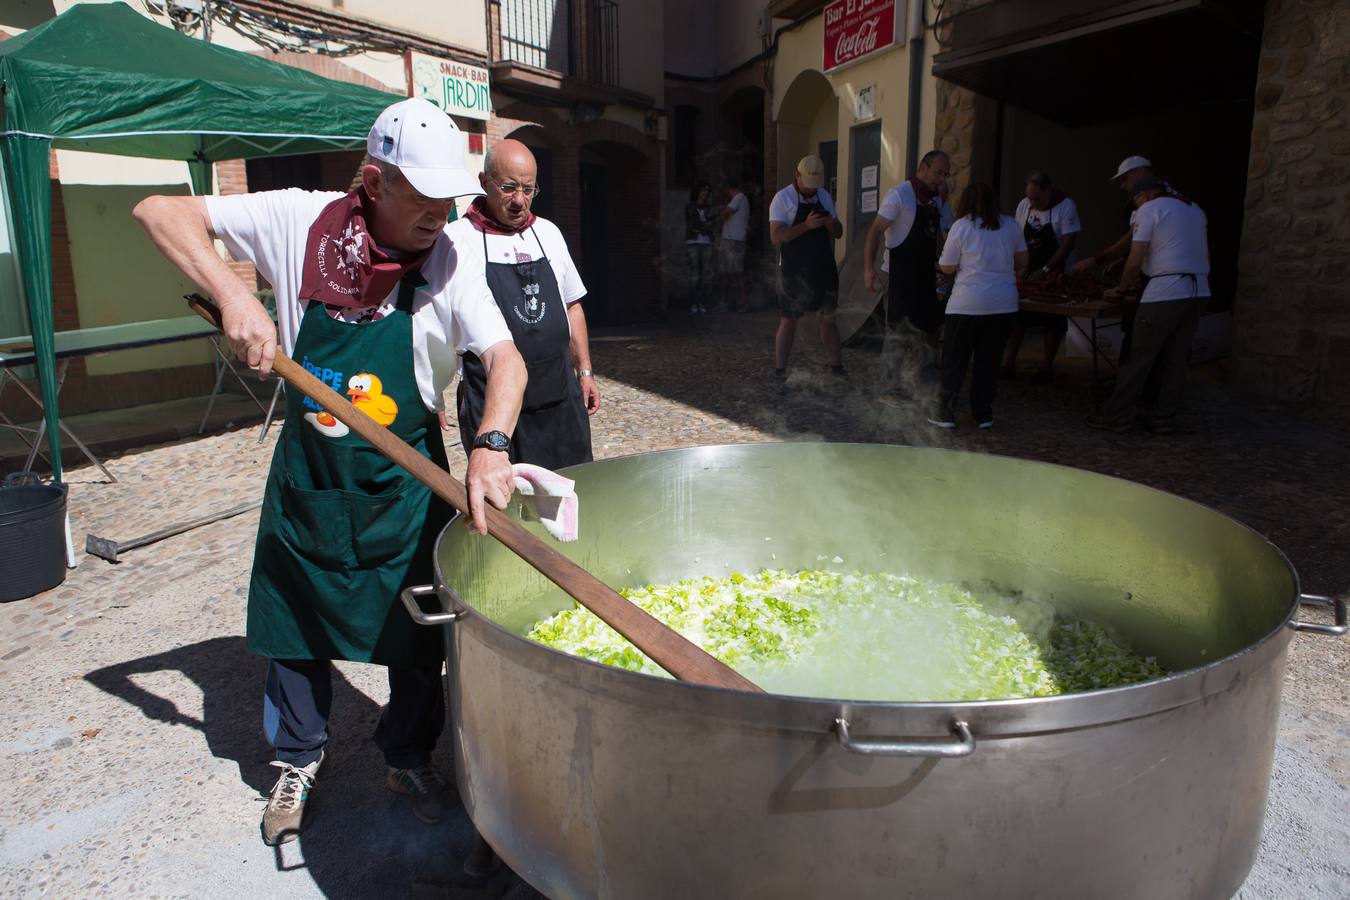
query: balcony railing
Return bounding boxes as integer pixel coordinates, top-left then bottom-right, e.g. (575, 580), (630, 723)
(494, 0), (619, 89)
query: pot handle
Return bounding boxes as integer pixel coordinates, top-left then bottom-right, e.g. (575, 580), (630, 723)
(400, 583), (467, 627)
(1291, 594), (1347, 636)
(833, 716), (976, 758)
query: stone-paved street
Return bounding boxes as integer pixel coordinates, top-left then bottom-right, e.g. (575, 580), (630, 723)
(1, 310), (1346, 898)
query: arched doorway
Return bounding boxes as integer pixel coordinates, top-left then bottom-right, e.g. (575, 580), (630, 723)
(578, 140), (656, 325)
(774, 69), (838, 196)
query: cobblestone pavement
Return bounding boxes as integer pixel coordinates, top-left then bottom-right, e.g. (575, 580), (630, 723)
(0, 310), (1345, 897)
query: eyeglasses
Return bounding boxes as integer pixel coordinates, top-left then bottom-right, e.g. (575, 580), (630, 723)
(490, 179), (541, 200)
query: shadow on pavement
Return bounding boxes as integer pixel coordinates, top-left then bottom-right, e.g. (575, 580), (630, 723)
(84, 637), (545, 898)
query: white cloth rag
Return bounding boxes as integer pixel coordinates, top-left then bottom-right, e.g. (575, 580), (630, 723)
(512, 463), (579, 542)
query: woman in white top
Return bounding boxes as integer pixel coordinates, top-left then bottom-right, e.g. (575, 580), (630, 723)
(932, 182), (1028, 429)
(684, 181), (715, 314)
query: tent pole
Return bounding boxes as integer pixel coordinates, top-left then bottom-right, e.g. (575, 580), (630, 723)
(1, 135), (62, 482)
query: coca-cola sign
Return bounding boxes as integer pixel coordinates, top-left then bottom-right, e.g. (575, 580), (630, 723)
(823, 0), (903, 72)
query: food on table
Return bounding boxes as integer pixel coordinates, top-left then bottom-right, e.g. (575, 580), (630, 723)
(527, 569), (1167, 701)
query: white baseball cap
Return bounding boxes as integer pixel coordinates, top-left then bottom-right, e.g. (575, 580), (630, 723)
(1110, 155), (1152, 182)
(367, 98), (482, 199)
(796, 155), (826, 189)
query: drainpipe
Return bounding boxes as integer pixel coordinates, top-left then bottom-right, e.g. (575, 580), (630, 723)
(904, 0), (925, 175)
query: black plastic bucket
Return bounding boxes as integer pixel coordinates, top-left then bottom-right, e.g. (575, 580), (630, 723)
(0, 472), (68, 602)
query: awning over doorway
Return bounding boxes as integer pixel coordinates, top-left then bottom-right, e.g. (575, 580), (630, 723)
(932, 0), (1264, 126)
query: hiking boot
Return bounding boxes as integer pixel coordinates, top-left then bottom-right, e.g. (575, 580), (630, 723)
(1086, 413), (1131, 433)
(387, 764), (450, 824)
(260, 752), (323, 846)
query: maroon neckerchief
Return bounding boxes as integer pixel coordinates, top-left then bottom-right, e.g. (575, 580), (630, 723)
(909, 176), (939, 207)
(464, 196), (536, 236)
(299, 188), (430, 310)
(1140, 182), (1193, 207)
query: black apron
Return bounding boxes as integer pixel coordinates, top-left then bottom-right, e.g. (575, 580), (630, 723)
(1021, 207), (1069, 333)
(780, 188), (839, 291)
(458, 227), (593, 470)
(1023, 208), (1060, 272)
(886, 190), (942, 333)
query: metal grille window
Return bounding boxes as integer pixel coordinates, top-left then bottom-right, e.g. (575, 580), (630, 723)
(500, 0), (571, 73)
(497, 0), (619, 88)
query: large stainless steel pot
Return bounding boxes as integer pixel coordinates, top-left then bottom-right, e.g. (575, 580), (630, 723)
(402, 443), (1345, 900)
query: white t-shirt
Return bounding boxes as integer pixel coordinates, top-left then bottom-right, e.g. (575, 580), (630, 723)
(205, 189), (512, 413)
(722, 192), (750, 242)
(938, 215), (1027, 316)
(877, 181), (953, 249)
(1131, 197), (1211, 303)
(768, 185), (838, 226)
(444, 217), (586, 315)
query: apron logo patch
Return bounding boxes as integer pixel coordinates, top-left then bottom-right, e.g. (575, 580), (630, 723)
(514, 282), (546, 325)
(301, 370), (399, 438)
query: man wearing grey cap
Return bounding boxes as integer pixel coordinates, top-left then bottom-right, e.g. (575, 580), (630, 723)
(768, 155), (845, 388)
(134, 97), (527, 844)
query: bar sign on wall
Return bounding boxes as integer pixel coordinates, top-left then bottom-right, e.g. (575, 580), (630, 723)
(823, 0), (905, 73)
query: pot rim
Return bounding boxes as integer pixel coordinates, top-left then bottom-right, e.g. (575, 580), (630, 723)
(435, 442), (1301, 735)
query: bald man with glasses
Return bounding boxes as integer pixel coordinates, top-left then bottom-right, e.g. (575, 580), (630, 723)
(446, 138), (598, 470)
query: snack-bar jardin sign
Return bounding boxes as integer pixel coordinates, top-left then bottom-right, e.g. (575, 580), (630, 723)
(408, 51), (491, 121)
(823, 0), (904, 72)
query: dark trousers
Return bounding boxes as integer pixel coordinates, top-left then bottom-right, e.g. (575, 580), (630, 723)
(939, 313), (1017, 421)
(1102, 297), (1203, 424)
(263, 658), (445, 769)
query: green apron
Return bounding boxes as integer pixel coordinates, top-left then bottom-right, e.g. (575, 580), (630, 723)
(247, 277), (448, 666)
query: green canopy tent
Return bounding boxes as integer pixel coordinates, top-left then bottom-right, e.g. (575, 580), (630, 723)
(1, 2), (401, 480)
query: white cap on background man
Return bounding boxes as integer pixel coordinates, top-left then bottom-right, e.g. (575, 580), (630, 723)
(796, 155), (826, 190)
(367, 98), (481, 199)
(1110, 155), (1152, 183)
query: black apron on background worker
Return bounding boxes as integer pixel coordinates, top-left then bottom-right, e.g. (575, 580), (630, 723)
(250, 276), (448, 666)
(458, 228), (592, 470)
(778, 188), (839, 318)
(886, 183), (942, 334)
(1019, 208), (1070, 336)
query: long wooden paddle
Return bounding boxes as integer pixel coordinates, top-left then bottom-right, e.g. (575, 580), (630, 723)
(188, 294), (762, 693)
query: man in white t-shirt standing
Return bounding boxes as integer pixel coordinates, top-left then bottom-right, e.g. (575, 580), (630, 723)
(133, 98), (526, 845)
(717, 175), (751, 312)
(446, 138), (597, 470)
(768, 156), (845, 389)
(862, 150), (951, 400)
(1089, 176), (1210, 434)
(1003, 171), (1082, 382)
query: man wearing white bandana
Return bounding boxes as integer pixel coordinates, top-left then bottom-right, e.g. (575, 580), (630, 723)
(134, 98), (526, 845)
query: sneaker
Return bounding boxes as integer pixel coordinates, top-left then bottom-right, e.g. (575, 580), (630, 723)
(260, 752), (323, 846)
(927, 411), (957, 429)
(387, 764), (450, 824)
(1086, 413), (1131, 433)
(977, 418), (994, 429)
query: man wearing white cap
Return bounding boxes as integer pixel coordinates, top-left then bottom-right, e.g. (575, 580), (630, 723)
(1071, 155), (1161, 276)
(134, 97), (526, 844)
(768, 155), (845, 387)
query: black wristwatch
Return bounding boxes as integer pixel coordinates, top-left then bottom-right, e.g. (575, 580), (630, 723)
(472, 430), (510, 452)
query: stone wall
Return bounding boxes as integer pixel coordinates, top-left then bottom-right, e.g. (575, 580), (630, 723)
(1234, 0), (1350, 412)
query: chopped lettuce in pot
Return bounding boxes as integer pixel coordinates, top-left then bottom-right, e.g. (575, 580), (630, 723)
(527, 569), (1167, 701)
